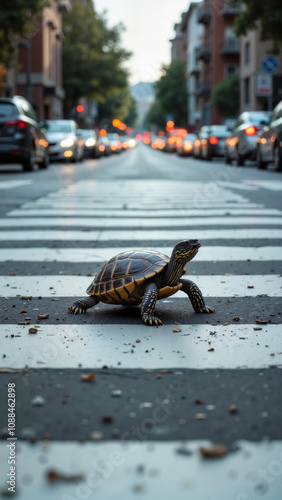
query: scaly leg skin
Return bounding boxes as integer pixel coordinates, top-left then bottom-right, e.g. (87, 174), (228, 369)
(68, 296), (99, 314)
(141, 282), (163, 326)
(180, 278), (215, 314)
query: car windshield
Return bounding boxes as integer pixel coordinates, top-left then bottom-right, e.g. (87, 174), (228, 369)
(248, 113), (270, 125)
(80, 130), (92, 138)
(0, 103), (17, 117)
(210, 126), (229, 136)
(43, 121), (72, 133)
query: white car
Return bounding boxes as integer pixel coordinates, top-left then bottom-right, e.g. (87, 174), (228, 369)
(225, 111), (271, 166)
(41, 119), (83, 162)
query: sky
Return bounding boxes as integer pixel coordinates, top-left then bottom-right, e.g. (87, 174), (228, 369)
(93, 0), (201, 86)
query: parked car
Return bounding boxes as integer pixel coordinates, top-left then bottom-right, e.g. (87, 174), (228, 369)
(107, 133), (122, 153)
(0, 96), (49, 171)
(224, 111), (271, 166)
(78, 129), (100, 159)
(98, 136), (111, 156)
(193, 126), (210, 159)
(201, 125), (230, 161)
(41, 119), (83, 162)
(176, 133), (197, 156)
(256, 100), (282, 171)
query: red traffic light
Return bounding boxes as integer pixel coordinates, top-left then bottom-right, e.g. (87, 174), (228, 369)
(76, 105), (84, 113)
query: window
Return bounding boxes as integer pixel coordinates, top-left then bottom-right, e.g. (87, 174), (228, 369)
(225, 64), (239, 80)
(244, 42), (250, 65)
(244, 78), (250, 105)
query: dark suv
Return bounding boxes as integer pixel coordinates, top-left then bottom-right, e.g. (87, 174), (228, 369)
(0, 96), (49, 171)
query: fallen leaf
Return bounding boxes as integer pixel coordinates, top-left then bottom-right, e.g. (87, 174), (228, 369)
(200, 444), (229, 458)
(221, 322), (229, 326)
(17, 321), (30, 325)
(195, 413), (207, 420)
(208, 348), (214, 352)
(101, 415), (114, 423)
(0, 368), (22, 373)
(229, 404), (238, 413)
(173, 328), (182, 333)
(37, 314), (49, 320)
(253, 327), (262, 331)
(21, 296), (32, 300)
(159, 369), (172, 374)
(256, 319), (268, 325)
(80, 372), (96, 382)
(46, 469), (84, 483)
(248, 286), (254, 289)
(232, 317), (240, 322)
(20, 309), (28, 314)
(194, 398), (204, 405)
(28, 328), (38, 334)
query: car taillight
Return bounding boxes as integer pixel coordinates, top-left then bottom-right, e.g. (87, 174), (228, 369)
(245, 126), (257, 136)
(209, 136), (219, 145)
(5, 119), (27, 128)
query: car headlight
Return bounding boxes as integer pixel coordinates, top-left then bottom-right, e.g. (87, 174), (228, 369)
(85, 138), (95, 147)
(60, 137), (74, 148)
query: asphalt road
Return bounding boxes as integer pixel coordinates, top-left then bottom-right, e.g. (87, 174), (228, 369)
(0, 144), (282, 500)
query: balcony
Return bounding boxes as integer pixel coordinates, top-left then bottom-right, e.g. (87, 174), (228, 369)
(189, 63), (201, 76)
(195, 80), (212, 98)
(197, 6), (212, 24)
(220, 38), (240, 55)
(220, 1), (241, 18)
(196, 44), (211, 63)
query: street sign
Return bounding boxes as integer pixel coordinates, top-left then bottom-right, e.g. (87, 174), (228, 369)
(260, 55), (280, 74)
(256, 73), (272, 97)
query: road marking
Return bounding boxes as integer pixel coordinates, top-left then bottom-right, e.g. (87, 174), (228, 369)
(1, 246), (281, 262)
(1, 229), (282, 240)
(7, 208), (282, 217)
(1, 274), (281, 297)
(0, 180), (33, 189)
(245, 180), (282, 191)
(1, 216), (282, 227)
(1, 324), (281, 369)
(0, 440), (281, 500)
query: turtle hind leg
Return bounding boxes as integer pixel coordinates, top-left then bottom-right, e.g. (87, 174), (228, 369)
(141, 282), (163, 326)
(68, 296), (99, 314)
(180, 278), (215, 314)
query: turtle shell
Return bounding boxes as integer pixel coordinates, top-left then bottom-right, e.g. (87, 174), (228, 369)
(86, 249), (170, 305)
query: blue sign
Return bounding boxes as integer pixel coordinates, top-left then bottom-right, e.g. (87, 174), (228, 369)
(260, 55), (280, 74)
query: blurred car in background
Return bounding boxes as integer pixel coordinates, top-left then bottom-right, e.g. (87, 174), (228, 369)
(107, 133), (122, 154)
(0, 95), (49, 171)
(41, 119), (83, 162)
(224, 111), (271, 166)
(164, 128), (187, 152)
(256, 100), (282, 171)
(98, 135), (111, 156)
(176, 133), (197, 157)
(78, 129), (100, 159)
(201, 125), (230, 161)
(151, 136), (166, 151)
(193, 126), (210, 159)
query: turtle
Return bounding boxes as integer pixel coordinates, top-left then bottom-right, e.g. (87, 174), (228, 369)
(68, 240), (215, 326)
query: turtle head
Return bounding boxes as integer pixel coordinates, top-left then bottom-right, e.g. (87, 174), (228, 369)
(173, 239), (201, 264)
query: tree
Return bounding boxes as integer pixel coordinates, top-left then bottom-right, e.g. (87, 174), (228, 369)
(230, 0), (282, 53)
(62, 3), (131, 115)
(98, 88), (136, 126)
(145, 59), (188, 129)
(211, 73), (240, 117)
(143, 100), (166, 130)
(0, 0), (49, 67)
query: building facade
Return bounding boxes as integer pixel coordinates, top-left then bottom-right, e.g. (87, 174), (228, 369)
(240, 31), (282, 113)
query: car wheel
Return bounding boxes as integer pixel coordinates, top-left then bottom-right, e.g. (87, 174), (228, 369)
(273, 143), (282, 171)
(257, 147), (267, 170)
(236, 147), (244, 166)
(22, 145), (35, 172)
(38, 151), (49, 169)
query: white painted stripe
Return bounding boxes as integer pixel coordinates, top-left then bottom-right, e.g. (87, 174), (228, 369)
(1, 275), (281, 297)
(1, 324), (281, 369)
(1, 229), (282, 241)
(0, 180), (32, 189)
(1, 246), (281, 263)
(21, 202), (264, 209)
(245, 180), (282, 191)
(7, 208), (282, 217)
(217, 181), (258, 191)
(1, 217), (282, 227)
(1, 440), (281, 500)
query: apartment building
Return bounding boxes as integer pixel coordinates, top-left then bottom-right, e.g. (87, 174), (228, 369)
(170, 15), (187, 62)
(195, 0), (240, 125)
(240, 31), (282, 113)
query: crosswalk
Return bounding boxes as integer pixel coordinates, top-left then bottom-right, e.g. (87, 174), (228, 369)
(1, 178), (282, 499)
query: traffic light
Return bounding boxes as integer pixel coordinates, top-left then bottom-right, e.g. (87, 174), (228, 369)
(76, 105), (84, 113)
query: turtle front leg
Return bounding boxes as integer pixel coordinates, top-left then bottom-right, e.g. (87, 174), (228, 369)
(180, 278), (215, 314)
(68, 296), (99, 314)
(141, 282), (163, 326)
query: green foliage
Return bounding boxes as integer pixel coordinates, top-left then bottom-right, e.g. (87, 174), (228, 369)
(145, 59), (188, 129)
(98, 88), (137, 126)
(0, 0), (49, 67)
(62, 3), (131, 114)
(230, 0), (282, 53)
(211, 73), (240, 117)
